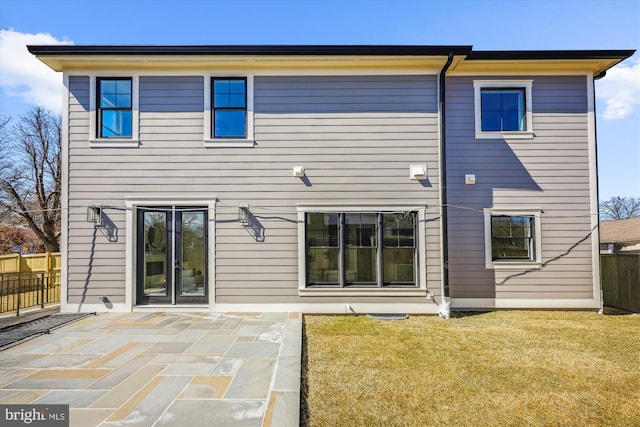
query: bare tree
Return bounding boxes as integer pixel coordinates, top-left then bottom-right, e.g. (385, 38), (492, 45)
(0, 107), (61, 252)
(600, 196), (640, 221)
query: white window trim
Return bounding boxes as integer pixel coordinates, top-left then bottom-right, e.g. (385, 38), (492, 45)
(297, 204), (428, 296)
(203, 75), (255, 148)
(89, 75), (140, 147)
(483, 208), (542, 270)
(473, 80), (533, 140)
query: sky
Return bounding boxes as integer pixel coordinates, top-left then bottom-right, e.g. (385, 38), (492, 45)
(0, 0), (638, 200)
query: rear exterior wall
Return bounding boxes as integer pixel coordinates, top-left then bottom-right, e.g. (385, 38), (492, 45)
(65, 73), (443, 309)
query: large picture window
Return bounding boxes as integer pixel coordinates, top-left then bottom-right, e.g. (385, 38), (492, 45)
(305, 212), (417, 288)
(212, 78), (247, 138)
(97, 78), (132, 138)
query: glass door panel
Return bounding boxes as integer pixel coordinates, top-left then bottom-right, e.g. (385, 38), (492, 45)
(138, 209), (171, 304)
(176, 210), (207, 303)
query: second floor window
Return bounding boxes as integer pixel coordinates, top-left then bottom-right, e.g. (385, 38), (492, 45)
(213, 78), (246, 138)
(480, 88), (526, 132)
(98, 78), (132, 138)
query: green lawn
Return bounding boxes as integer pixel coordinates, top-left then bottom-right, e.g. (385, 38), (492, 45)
(301, 311), (640, 427)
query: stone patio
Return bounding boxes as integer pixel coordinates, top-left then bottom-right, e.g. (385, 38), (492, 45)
(0, 311), (301, 427)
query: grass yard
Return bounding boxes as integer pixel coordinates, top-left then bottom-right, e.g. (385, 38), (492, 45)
(301, 311), (640, 427)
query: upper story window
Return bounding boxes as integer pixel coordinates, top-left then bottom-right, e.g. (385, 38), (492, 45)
(474, 80), (533, 139)
(97, 78), (132, 138)
(212, 78), (246, 138)
(480, 88), (525, 131)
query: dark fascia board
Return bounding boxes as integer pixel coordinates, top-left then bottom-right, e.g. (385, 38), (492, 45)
(468, 49), (636, 61)
(27, 44), (474, 56)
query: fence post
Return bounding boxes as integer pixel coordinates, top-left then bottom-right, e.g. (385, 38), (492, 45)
(40, 273), (45, 308)
(16, 272), (20, 317)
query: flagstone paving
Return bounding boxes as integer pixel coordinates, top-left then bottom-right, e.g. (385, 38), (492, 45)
(0, 312), (301, 427)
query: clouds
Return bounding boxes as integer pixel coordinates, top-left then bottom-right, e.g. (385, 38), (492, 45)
(597, 57), (640, 120)
(0, 29), (72, 113)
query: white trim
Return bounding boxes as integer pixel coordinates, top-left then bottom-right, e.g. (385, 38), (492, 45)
(62, 303), (131, 313)
(586, 73), (601, 304)
(67, 68), (441, 77)
(203, 139), (256, 148)
(89, 75), (140, 146)
(60, 74), (70, 312)
(88, 139), (140, 148)
(125, 197), (218, 310)
(298, 288), (430, 297)
(483, 208), (543, 269)
(452, 71), (591, 77)
(213, 302), (440, 314)
(296, 205), (428, 294)
(451, 298), (601, 310)
(296, 203), (426, 212)
(473, 80), (533, 140)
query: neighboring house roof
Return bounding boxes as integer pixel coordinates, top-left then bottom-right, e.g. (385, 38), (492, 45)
(600, 217), (640, 244)
(27, 45), (635, 75)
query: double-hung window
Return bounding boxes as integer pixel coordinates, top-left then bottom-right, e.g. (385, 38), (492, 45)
(484, 210), (542, 268)
(474, 80), (533, 139)
(305, 212), (417, 288)
(212, 78), (246, 138)
(97, 78), (132, 138)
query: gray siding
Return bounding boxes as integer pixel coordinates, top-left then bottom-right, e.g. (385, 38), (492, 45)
(66, 74), (442, 305)
(446, 75), (594, 300)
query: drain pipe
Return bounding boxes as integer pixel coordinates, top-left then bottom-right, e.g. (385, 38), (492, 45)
(594, 70), (605, 314)
(438, 52), (454, 319)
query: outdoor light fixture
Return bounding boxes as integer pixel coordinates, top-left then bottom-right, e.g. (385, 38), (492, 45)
(238, 204), (250, 226)
(292, 165), (305, 178)
(410, 164), (427, 180)
(87, 206), (102, 226)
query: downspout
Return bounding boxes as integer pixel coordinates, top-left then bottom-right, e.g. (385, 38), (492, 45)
(439, 52), (454, 319)
(594, 70), (605, 314)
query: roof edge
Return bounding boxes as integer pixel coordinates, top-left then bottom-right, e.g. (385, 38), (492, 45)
(467, 49), (636, 61)
(26, 44), (474, 56)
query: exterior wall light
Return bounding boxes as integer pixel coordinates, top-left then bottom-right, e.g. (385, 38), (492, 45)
(293, 165), (305, 178)
(87, 206), (102, 226)
(410, 164), (427, 180)
(238, 204), (250, 226)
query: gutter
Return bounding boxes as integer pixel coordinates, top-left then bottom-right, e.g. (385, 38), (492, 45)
(439, 52), (454, 318)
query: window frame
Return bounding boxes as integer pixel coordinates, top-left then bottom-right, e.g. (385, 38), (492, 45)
(297, 205), (427, 296)
(89, 75), (139, 147)
(97, 77), (133, 139)
(473, 80), (533, 140)
(483, 209), (542, 269)
(203, 75), (255, 147)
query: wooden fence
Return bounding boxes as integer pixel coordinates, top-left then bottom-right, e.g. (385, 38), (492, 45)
(0, 253), (61, 316)
(601, 253), (640, 313)
(0, 252), (61, 274)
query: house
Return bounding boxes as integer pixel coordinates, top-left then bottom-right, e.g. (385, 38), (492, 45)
(600, 217), (640, 254)
(28, 45), (634, 314)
